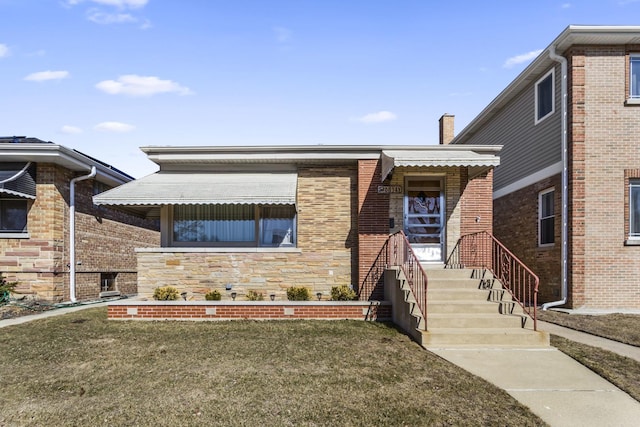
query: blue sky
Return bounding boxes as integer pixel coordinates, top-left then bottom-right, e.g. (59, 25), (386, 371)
(1, 0), (639, 177)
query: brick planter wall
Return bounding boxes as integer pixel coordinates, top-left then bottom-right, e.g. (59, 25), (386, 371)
(108, 300), (392, 321)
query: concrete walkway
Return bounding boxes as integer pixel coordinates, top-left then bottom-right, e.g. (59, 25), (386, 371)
(428, 321), (640, 427)
(0, 301), (110, 328)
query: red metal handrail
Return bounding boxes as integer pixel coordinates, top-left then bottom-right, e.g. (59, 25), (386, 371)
(359, 231), (428, 327)
(445, 231), (539, 330)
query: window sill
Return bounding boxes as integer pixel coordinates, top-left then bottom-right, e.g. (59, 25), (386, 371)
(624, 239), (640, 246)
(625, 98), (640, 106)
(136, 247), (302, 254)
(0, 232), (30, 239)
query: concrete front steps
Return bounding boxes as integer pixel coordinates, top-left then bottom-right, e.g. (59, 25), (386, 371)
(420, 267), (549, 349)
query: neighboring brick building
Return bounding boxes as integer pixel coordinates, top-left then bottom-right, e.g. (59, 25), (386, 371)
(94, 144), (500, 300)
(452, 25), (640, 309)
(0, 138), (159, 302)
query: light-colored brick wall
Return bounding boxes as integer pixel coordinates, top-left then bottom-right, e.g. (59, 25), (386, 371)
(0, 163), (159, 302)
(568, 45), (640, 308)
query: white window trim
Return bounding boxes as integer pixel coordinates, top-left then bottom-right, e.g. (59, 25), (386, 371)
(538, 188), (555, 247)
(630, 53), (640, 99)
(534, 68), (555, 125)
(629, 179), (640, 239)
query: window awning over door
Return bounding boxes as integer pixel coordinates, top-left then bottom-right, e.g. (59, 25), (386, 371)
(93, 172), (298, 209)
(380, 150), (500, 181)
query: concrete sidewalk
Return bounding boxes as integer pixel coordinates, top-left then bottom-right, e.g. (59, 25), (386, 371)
(428, 321), (640, 427)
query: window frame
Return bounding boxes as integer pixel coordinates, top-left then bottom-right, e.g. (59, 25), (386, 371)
(535, 68), (555, 124)
(538, 188), (555, 247)
(630, 53), (640, 100)
(629, 179), (640, 239)
(169, 204), (297, 248)
(0, 198), (29, 237)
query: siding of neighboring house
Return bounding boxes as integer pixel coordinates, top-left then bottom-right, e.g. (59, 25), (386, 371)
(1, 163), (159, 302)
(463, 63), (562, 191)
(568, 45), (640, 308)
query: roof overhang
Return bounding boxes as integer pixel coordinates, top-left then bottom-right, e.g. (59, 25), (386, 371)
(93, 172), (298, 216)
(380, 147), (501, 181)
(0, 143), (133, 187)
(452, 25), (640, 144)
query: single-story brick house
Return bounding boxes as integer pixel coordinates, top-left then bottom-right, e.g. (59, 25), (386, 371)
(0, 137), (159, 302)
(93, 138), (500, 301)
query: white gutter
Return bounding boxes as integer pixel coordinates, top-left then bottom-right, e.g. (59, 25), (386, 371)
(69, 166), (96, 303)
(542, 45), (568, 310)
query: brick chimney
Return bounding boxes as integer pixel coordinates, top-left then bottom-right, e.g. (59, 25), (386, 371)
(439, 114), (455, 145)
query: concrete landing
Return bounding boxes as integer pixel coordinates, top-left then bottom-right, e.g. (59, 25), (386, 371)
(429, 347), (640, 427)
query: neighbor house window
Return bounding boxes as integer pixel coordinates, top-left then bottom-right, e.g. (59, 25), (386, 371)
(0, 199), (28, 233)
(535, 69), (555, 124)
(538, 189), (554, 246)
(630, 180), (640, 238)
(631, 54), (640, 99)
(172, 204), (296, 247)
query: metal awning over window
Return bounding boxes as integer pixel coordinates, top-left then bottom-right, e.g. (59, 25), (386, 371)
(380, 150), (500, 181)
(0, 162), (36, 199)
(93, 172), (298, 210)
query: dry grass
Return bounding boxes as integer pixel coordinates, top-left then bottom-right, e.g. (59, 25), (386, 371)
(0, 307), (545, 426)
(550, 336), (640, 402)
(538, 310), (640, 403)
(538, 311), (640, 346)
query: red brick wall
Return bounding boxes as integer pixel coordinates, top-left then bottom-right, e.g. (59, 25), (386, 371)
(357, 159), (390, 299)
(493, 174), (562, 303)
(460, 169), (494, 236)
(108, 301), (391, 321)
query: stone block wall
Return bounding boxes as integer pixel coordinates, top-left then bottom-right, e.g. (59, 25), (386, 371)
(137, 164), (356, 300)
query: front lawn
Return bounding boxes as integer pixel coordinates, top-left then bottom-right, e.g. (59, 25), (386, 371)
(0, 307), (544, 426)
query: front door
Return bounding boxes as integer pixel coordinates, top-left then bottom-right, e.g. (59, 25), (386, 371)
(404, 178), (444, 262)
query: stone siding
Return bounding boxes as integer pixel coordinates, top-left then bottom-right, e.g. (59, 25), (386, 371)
(137, 165), (357, 300)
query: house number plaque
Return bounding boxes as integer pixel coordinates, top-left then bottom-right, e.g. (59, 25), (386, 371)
(377, 185), (403, 194)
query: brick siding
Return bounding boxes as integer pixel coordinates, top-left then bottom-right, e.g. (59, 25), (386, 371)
(0, 163), (159, 302)
(108, 301), (391, 321)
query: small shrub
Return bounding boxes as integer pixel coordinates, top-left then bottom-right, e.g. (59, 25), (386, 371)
(0, 273), (18, 304)
(286, 286), (310, 301)
(153, 286), (180, 301)
(205, 289), (221, 301)
(330, 285), (357, 301)
(246, 290), (264, 301)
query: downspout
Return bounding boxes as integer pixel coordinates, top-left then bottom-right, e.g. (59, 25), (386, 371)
(542, 45), (568, 310)
(69, 166), (96, 303)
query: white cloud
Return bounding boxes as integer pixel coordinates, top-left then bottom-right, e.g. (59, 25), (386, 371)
(273, 26), (292, 43)
(95, 74), (193, 97)
(561, 3), (571, 8)
(65, 0), (148, 8)
(0, 44), (9, 58)
(87, 10), (136, 24)
(60, 125), (83, 134)
(503, 49), (543, 68)
(24, 70), (70, 82)
(94, 121), (135, 133)
(354, 111), (397, 124)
